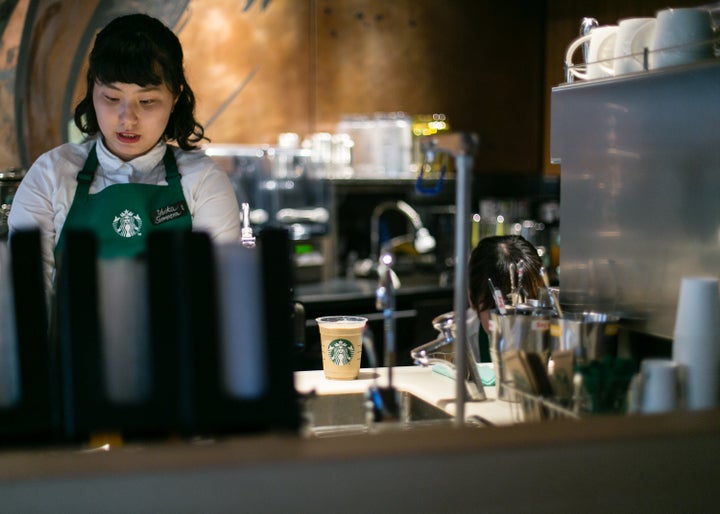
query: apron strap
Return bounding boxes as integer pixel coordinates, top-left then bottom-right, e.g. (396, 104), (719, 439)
(162, 145), (181, 184)
(76, 143), (180, 186)
(76, 142), (98, 192)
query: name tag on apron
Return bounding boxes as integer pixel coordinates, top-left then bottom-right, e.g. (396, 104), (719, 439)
(151, 201), (187, 225)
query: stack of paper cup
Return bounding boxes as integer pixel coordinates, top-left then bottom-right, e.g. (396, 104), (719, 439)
(0, 242), (20, 407)
(215, 242), (266, 399)
(672, 276), (720, 410)
(98, 258), (151, 404)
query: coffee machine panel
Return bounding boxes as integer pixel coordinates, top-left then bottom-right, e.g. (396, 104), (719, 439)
(205, 144), (333, 283)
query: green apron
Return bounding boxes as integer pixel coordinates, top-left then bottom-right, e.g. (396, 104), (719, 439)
(55, 142), (191, 260)
(478, 327), (492, 363)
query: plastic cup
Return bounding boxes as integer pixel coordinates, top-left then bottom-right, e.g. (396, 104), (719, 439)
(316, 316), (367, 380)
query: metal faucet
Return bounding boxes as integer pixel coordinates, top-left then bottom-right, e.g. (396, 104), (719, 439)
(410, 311), (486, 401)
(376, 252), (397, 382)
(370, 200), (436, 265)
(373, 250), (400, 420)
(352, 200), (435, 280)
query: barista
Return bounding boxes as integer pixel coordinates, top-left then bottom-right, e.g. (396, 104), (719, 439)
(467, 235), (544, 361)
(8, 13), (241, 292)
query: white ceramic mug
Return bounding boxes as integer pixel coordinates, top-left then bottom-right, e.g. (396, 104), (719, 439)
(613, 17), (656, 75)
(565, 25), (618, 80)
(639, 359), (681, 414)
(650, 7), (715, 69)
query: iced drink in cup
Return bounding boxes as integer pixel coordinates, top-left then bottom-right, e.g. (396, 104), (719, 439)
(316, 316), (367, 380)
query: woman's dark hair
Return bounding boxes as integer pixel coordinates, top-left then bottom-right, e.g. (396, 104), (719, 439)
(73, 13), (205, 150)
(468, 235), (544, 311)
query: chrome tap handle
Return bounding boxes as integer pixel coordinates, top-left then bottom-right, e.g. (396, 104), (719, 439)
(240, 202), (256, 248)
(565, 17), (598, 83)
(580, 17), (599, 64)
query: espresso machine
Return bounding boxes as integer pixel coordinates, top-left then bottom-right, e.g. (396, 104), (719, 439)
(205, 144), (333, 283)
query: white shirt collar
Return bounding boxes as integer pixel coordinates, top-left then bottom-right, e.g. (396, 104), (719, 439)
(95, 138), (166, 176)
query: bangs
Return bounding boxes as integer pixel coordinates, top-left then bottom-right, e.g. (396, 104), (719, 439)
(90, 34), (168, 88)
(94, 58), (164, 88)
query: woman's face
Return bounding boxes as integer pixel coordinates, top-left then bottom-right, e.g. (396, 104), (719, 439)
(93, 81), (175, 161)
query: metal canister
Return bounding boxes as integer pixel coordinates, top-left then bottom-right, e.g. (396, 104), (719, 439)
(489, 306), (553, 400)
(550, 311), (620, 363)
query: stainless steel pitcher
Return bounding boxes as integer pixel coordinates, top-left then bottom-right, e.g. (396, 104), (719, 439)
(489, 307), (553, 400)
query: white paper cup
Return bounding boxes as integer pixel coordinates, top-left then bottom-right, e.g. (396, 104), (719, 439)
(672, 276), (720, 410)
(673, 276), (720, 337)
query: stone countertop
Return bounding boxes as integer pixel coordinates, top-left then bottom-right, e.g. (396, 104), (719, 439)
(294, 365), (516, 426)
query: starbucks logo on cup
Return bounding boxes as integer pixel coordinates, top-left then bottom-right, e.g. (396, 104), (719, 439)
(328, 339), (355, 366)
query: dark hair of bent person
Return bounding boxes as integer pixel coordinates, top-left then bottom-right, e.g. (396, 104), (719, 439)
(467, 235), (544, 312)
(73, 13), (206, 150)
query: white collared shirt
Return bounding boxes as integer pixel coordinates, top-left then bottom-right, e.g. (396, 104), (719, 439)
(9, 137), (241, 290)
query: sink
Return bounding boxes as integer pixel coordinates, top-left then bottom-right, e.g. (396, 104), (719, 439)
(300, 390), (453, 437)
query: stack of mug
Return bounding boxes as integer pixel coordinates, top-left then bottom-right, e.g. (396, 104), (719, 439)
(565, 6), (718, 81)
(630, 276), (720, 414)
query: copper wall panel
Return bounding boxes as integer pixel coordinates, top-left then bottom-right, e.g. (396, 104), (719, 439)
(180, 0), (313, 145)
(5, 0), (546, 175)
(0, 0), (30, 169)
(313, 1), (544, 174)
(23, 1), (99, 164)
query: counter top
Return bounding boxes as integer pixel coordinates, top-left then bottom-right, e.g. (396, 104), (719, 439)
(1, 368), (719, 512)
(294, 365), (515, 426)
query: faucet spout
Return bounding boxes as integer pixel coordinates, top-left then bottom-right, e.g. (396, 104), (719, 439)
(409, 311), (486, 402)
(370, 200), (436, 266)
(353, 200), (436, 280)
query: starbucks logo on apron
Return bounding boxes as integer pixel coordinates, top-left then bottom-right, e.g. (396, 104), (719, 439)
(328, 339), (355, 366)
(113, 209), (143, 238)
